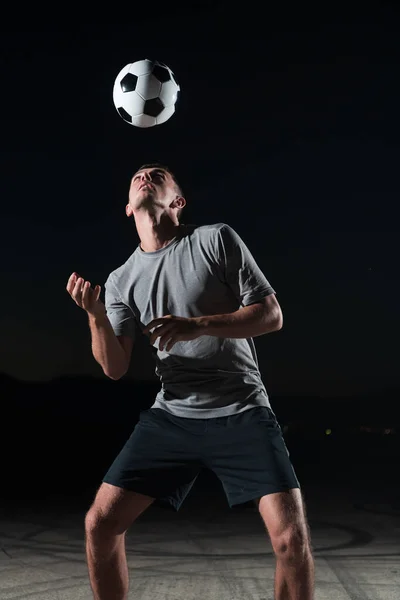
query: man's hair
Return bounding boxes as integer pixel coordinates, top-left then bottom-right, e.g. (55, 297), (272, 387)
(134, 163), (185, 220)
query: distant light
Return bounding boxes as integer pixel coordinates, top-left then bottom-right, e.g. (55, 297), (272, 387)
(325, 428), (332, 435)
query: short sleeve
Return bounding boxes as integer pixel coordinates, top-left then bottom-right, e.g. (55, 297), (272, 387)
(216, 224), (275, 306)
(104, 275), (136, 338)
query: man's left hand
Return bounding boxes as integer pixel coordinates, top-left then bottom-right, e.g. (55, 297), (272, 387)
(143, 315), (204, 352)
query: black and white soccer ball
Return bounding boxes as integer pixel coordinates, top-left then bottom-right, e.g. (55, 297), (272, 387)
(112, 59), (180, 128)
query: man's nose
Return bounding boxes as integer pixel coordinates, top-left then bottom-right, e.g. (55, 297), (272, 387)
(141, 172), (151, 181)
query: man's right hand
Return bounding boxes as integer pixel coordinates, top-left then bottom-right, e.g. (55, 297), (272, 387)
(66, 272), (106, 318)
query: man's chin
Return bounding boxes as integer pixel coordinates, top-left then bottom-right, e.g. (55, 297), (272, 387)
(138, 189), (155, 200)
(134, 195), (155, 210)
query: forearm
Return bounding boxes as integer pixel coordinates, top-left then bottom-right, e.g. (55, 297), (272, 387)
(88, 313), (128, 379)
(197, 302), (282, 339)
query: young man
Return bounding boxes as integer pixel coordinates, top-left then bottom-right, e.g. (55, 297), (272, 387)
(66, 163), (315, 600)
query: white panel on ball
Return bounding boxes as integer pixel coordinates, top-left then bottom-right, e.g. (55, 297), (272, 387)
(129, 59), (154, 76)
(131, 114), (157, 128)
(156, 104), (176, 125)
(136, 75), (162, 100)
(120, 91), (145, 117)
(159, 80), (179, 106)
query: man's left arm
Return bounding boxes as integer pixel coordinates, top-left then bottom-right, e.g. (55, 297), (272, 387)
(143, 294), (282, 351)
(197, 223), (282, 339)
(144, 225), (283, 350)
(196, 293), (283, 339)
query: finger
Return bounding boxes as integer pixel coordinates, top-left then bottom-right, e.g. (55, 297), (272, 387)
(159, 330), (177, 352)
(94, 284), (101, 302)
(81, 281), (91, 309)
(159, 334), (167, 352)
(144, 315), (173, 335)
(144, 318), (164, 335)
(165, 337), (177, 352)
(150, 323), (173, 346)
(150, 326), (163, 346)
(66, 272), (78, 295)
(72, 277), (85, 304)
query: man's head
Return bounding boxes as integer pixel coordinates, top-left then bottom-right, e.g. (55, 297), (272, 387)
(126, 163), (186, 223)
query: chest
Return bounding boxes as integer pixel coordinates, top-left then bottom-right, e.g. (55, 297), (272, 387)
(127, 252), (238, 325)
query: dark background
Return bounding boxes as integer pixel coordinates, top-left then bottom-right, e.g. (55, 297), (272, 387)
(1, 4), (399, 509)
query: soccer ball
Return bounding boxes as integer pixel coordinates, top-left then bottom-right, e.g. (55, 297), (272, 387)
(112, 59), (180, 128)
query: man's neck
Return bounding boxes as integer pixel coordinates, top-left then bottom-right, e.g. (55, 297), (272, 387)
(138, 224), (182, 252)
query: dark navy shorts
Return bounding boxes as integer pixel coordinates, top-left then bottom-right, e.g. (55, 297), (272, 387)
(102, 406), (300, 511)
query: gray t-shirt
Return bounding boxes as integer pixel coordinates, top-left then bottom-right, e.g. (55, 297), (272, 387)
(105, 222), (276, 418)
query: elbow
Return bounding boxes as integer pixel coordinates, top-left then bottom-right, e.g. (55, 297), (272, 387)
(257, 296), (283, 334)
(104, 365), (128, 380)
(267, 308), (283, 333)
(104, 371), (125, 381)
(105, 372), (122, 381)
(275, 310), (283, 331)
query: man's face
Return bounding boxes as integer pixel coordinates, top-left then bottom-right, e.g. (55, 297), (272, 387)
(128, 167), (176, 212)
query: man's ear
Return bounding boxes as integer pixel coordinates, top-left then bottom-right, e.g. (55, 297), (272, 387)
(175, 195), (186, 209)
(126, 203), (133, 217)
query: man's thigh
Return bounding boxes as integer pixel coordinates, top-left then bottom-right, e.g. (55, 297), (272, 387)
(102, 408), (203, 511)
(203, 407), (300, 508)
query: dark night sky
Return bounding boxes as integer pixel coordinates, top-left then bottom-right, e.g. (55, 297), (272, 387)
(1, 5), (399, 397)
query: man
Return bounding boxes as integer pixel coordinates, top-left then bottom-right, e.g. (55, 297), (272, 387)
(66, 163), (315, 600)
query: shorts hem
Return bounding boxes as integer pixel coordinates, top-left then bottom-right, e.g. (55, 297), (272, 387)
(228, 484), (301, 508)
(101, 478), (157, 500)
(102, 478), (183, 512)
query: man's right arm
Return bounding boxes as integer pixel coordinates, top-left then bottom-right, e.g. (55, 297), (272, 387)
(66, 272), (135, 380)
(88, 313), (133, 380)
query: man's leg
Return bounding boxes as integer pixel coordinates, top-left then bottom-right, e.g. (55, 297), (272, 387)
(257, 488), (314, 600)
(202, 407), (312, 598)
(85, 482), (155, 600)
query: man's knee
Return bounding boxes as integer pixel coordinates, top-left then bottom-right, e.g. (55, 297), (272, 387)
(271, 524), (312, 564)
(84, 483), (155, 540)
(85, 506), (119, 538)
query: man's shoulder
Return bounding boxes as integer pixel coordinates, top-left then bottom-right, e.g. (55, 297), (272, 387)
(105, 252), (137, 287)
(185, 222), (231, 238)
(182, 223), (240, 256)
